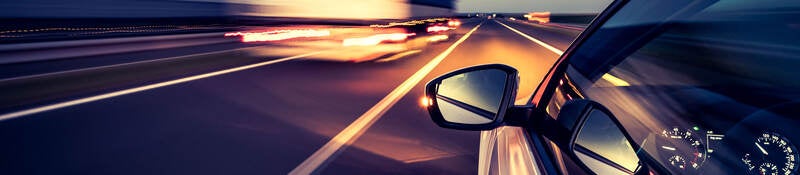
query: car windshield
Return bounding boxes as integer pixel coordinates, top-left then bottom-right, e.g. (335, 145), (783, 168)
(553, 0), (800, 174)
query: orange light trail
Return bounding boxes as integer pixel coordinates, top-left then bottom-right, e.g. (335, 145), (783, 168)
(427, 35), (449, 42)
(369, 18), (449, 28)
(342, 33), (414, 46)
(525, 11), (551, 24)
(426, 26), (450, 33)
(225, 29), (330, 42)
(447, 20), (461, 27)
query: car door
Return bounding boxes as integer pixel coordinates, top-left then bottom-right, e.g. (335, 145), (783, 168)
(535, 0), (800, 174)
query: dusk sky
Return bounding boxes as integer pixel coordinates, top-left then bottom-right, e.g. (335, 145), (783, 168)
(456, 0), (613, 13)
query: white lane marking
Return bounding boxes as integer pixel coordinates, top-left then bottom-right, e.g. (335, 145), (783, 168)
(375, 49), (422, 62)
(494, 20), (564, 55)
(0, 51), (324, 121)
(0, 46), (261, 82)
(290, 22), (485, 175)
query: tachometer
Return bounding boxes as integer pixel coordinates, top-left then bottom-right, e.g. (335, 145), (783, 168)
(741, 132), (798, 175)
(658, 127), (706, 172)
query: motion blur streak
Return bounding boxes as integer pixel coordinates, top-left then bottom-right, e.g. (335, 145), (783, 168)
(601, 73), (631, 86)
(224, 30), (330, 42)
(0, 1), (450, 19)
(232, 0), (430, 19)
(448, 20), (461, 27)
(376, 49), (422, 62)
(427, 26), (451, 33)
(370, 18), (450, 28)
(525, 12), (552, 24)
(0, 51), (324, 121)
(342, 33), (413, 46)
(427, 35), (449, 42)
(290, 22), (484, 175)
(495, 20), (564, 55)
(498, 126), (540, 175)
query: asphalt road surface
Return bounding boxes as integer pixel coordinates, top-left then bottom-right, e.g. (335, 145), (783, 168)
(0, 18), (582, 174)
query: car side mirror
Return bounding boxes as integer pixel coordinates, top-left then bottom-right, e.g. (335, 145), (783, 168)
(424, 64), (518, 131)
(556, 100), (648, 175)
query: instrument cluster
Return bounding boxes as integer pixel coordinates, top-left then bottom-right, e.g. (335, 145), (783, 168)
(653, 125), (798, 174)
(655, 126), (724, 173)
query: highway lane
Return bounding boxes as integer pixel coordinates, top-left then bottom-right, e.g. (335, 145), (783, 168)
(318, 19), (578, 174)
(0, 25), (424, 114)
(0, 40), (252, 79)
(0, 18), (483, 174)
(502, 19), (583, 49)
(0, 44), (333, 114)
(0, 18), (581, 174)
(0, 24), (398, 79)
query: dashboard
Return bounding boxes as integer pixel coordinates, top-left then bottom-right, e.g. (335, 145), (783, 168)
(647, 103), (800, 175)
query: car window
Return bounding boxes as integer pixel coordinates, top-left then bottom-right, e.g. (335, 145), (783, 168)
(546, 0), (800, 174)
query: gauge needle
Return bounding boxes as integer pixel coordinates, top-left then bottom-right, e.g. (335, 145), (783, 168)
(661, 146), (676, 151)
(755, 142), (768, 155)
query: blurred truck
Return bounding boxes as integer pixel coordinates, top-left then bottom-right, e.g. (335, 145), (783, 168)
(524, 11), (551, 24)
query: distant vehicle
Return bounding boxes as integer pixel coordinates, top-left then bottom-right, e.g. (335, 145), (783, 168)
(524, 11), (550, 24)
(371, 18), (459, 37)
(422, 0), (800, 174)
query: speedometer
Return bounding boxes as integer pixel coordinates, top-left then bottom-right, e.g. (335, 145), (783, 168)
(658, 127), (706, 172)
(741, 132), (798, 175)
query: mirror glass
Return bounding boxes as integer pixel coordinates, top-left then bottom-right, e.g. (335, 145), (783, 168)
(435, 69), (508, 124)
(573, 109), (640, 174)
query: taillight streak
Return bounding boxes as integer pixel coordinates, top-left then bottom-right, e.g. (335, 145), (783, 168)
(342, 33), (415, 46)
(225, 29), (331, 42)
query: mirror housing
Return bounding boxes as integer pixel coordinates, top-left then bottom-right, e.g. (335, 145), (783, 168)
(424, 64), (519, 131)
(553, 100), (668, 175)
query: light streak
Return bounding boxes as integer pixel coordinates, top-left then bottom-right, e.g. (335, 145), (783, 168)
(427, 35), (449, 42)
(224, 29), (330, 42)
(342, 33), (414, 46)
(601, 73), (631, 86)
(427, 26), (451, 33)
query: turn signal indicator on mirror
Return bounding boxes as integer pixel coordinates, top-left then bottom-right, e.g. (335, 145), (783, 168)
(420, 96), (433, 107)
